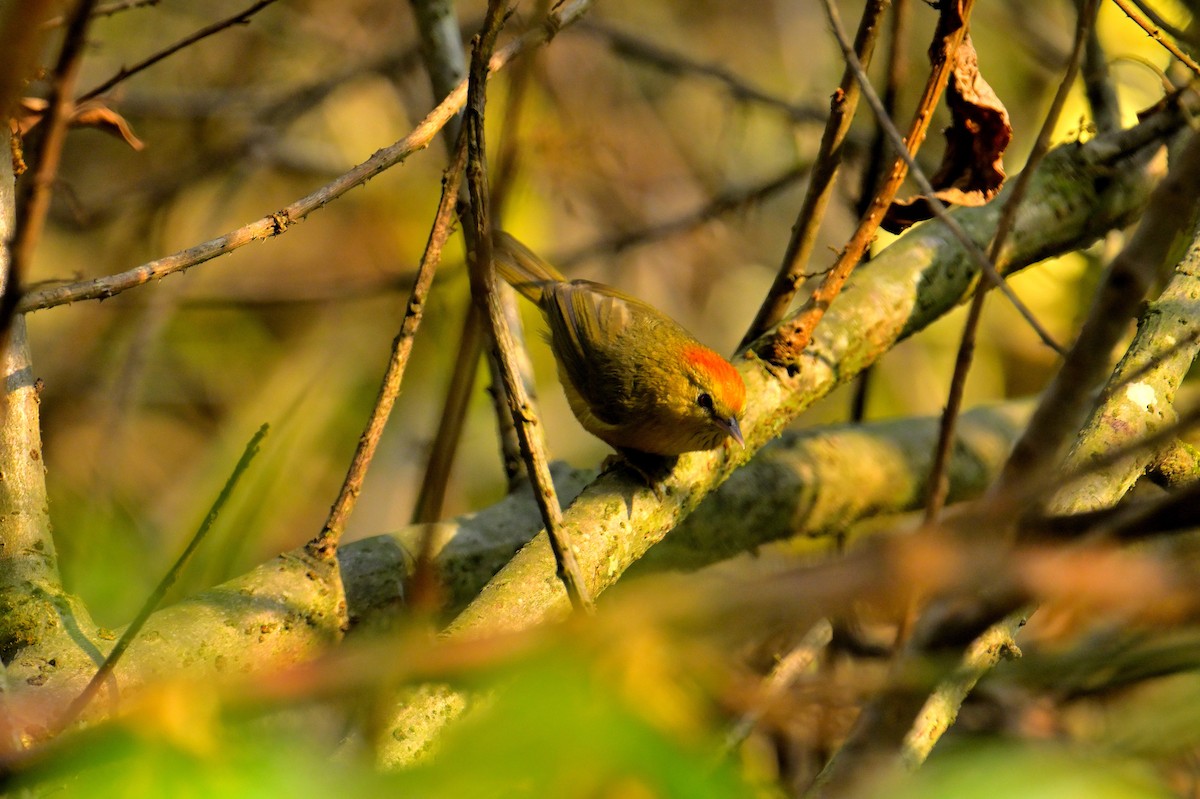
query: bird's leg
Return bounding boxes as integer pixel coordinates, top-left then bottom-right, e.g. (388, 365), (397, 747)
(602, 449), (678, 500)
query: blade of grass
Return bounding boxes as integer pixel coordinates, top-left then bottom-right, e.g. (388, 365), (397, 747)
(54, 423), (270, 731)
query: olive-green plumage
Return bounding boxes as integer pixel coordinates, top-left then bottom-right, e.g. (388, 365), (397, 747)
(492, 232), (746, 456)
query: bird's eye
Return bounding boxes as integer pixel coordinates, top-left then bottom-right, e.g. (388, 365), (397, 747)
(697, 392), (714, 412)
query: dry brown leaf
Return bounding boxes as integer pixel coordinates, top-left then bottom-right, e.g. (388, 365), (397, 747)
(883, 33), (1011, 233)
(68, 99), (146, 150)
(11, 96), (145, 151)
(11, 97), (47, 136)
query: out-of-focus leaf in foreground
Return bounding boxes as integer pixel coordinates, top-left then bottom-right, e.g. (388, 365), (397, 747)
(878, 741), (1172, 799)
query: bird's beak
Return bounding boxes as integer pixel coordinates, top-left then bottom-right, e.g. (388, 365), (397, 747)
(720, 416), (745, 448)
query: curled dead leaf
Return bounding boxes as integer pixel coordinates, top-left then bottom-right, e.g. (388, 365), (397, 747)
(884, 33), (1012, 233)
(11, 96), (145, 151)
(12, 97), (47, 136)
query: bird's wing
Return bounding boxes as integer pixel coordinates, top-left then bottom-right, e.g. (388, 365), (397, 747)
(542, 281), (642, 425)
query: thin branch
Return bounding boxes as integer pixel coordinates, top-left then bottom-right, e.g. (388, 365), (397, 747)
(900, 612), (1025, 768)
(42, 0), (160, 28)
(18, 0), (594, 314)
(763, 0), (978, 365)
(307, 129), (469, 560)
(3, 0), (100, 359)
(556, 164), (812, 269)
(738, 0), (888, 350)
(577, 20), (827, 126)
(1080, 0), (1121, 133)
(77, 0), (282, 103)
(723, 619), (834, 754)
(1129, 0), (1200, 49)
(410, 307), (485, 523)
(860, 0), (912, 212)
(55, 423), (268, 731)
(924, 0), (1099, 522)
(406, 0), (481, 527)
(486, 8), (544, 490)
(490, 1), (546, 221)
(464, 2), (593, 612)
(407, 0), (528, 521)
(1111, 0), (1200, 78)
(821, 0), (1065, 361)
(850, 0), (911, 424)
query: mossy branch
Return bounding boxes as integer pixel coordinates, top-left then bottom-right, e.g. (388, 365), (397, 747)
(376, 108), (1184, 766)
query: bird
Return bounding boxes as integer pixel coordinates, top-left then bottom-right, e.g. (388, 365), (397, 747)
(491, 231), (746, 458)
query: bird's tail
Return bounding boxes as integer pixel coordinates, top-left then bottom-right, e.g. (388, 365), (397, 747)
(492, 232), (566, 304)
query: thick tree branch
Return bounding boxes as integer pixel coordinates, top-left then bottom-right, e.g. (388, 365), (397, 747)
(1048, 194), (1200, 514)
(995, 129), (1200, 500)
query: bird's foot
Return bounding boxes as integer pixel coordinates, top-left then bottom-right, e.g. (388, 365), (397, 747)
(602, 450), (678, 500)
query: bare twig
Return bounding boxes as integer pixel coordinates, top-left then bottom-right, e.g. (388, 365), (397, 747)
(860, 0), (912, 211)
(1111, 0), (1200, 78)
(307, 131), (469, 561)
(43, 0), (160, 27)
(55, 424), (268, 731)
(3, 0), (100, 359)
(578, 20), (827, 126)
(405, 0), (481, 527)
(738, 0), (888, 350)
(1129, 0), (1200, 49)
(1080, 0), (1121, 133)
(19, 0), (594, 313)
(764, 0), (978, 364)
(900, 612), (1025, 768)
(491, 0), (546, 221)
(410, 307), (485, 523)
(556, 164), (811, 269)
(850, 0), (911, 423)
(924, 0), (1099, 522)
(77, 0), (282, 103)
(463, 2), (593, 612)
(723, 619), (834, 754)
